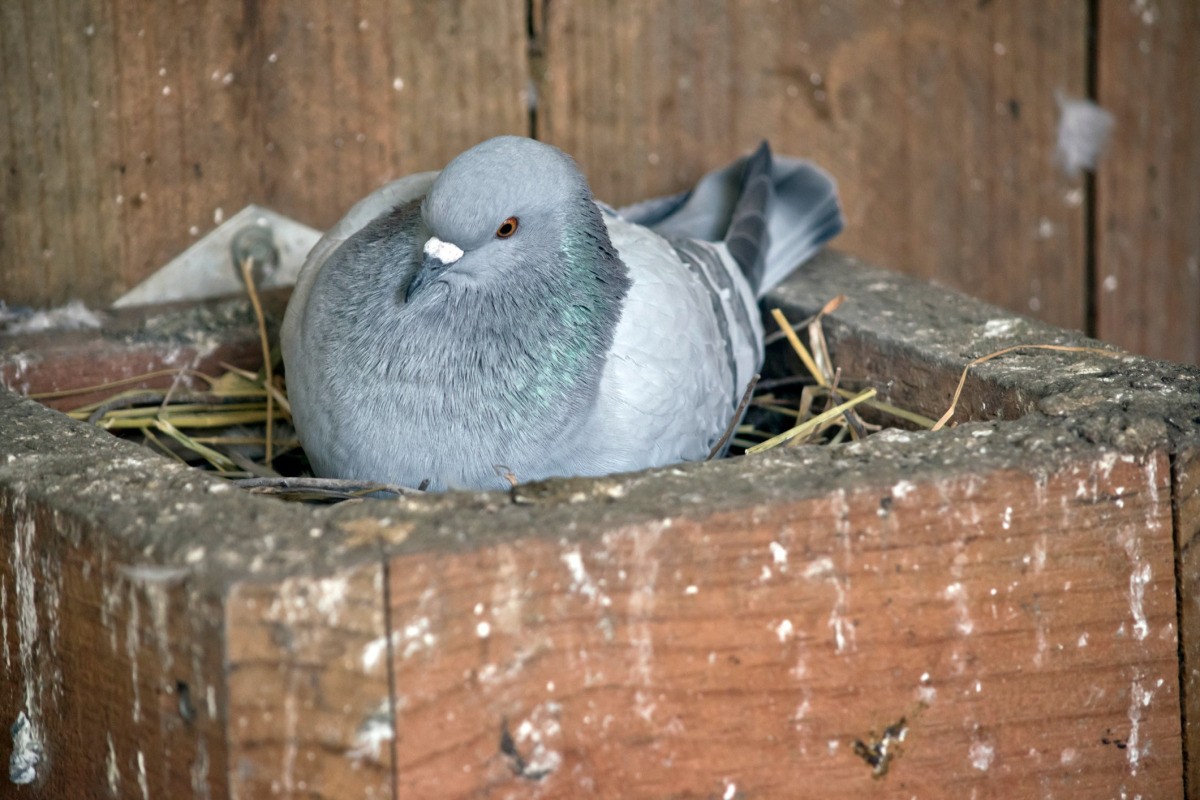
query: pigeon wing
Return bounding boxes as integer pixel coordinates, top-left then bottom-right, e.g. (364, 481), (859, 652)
(572, 212), (763, 473)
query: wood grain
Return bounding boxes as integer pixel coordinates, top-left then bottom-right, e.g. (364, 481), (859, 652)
(253, 0), (529, 232)
(537, 0), (1090, 330)
(1175, 447), (1200, 795)
(1, 0), (123, 305)
(0, 0), (529, 308)
(0, 490), (228, 797)
(385, 452), (1181, 798)
(1096, 0), (1200, 364)
(6, 2), (1199, 363)
(5, 2), (1200, 364)
(225, 564), (394, 800)
(0, 288), (291, 411)
(106, 0), (263, 297)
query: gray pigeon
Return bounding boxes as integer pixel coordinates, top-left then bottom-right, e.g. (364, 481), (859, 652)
(281, 136), (841, 491)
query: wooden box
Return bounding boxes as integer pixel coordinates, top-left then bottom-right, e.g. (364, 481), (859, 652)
(2, 252), (1198, 798)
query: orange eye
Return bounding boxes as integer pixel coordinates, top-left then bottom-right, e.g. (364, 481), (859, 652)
(496, 217), (519, 238)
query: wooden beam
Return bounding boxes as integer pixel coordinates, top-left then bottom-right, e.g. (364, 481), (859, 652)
(1096, 0), (1200, 363)
(0, 488), (229, 796)
(0, 289), (289, 411)
(2, 253), (1198, 796)
(1175, 447), (1200, 795)
(380, 451), (1182, 797)
(225, 565), (394, 800)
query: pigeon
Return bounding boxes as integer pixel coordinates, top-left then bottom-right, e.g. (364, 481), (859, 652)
(281, 136), (842, 491)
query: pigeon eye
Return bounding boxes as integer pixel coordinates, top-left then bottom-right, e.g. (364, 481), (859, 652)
(495, 217), (519, 238)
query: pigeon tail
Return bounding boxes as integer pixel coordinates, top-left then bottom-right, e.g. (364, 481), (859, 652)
(616, 144), (844, 297)
(757, 155), (843, 295)
(724, 141), (774, 294)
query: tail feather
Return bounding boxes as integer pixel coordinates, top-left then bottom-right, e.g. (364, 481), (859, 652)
(724, 142), (774, 293)
(617, 144), (843, 297)
(759, 156), (843, 294)
(616, 160), (743, 242)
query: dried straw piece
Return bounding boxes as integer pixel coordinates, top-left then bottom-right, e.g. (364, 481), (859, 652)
(805, 295), (843, 383)
(226, 450), (282, 479)
(769, 306), (937, 430)
(95, 410), (275, 430)
(931, 344), (1125, 431)
(770, 308), (827, 388)
(29, 368), (221, 403)
(239, 257), (276, 463)
(153, 419), (236, 471)
(141, 427), (190, 466)
(219, 363), (291, 414)
(746, 388), (877, 454)
(832, 390), (936, 430)
(233, 477), (424, 501)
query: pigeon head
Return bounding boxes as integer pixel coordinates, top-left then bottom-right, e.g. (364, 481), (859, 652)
(409, 136), (597, 298)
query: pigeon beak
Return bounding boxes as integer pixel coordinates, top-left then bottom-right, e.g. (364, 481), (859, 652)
(407, 236), (464, 300)
(423, 236), (464, 266)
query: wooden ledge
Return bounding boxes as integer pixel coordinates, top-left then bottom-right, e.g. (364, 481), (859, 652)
(2, 253), (1198, 798)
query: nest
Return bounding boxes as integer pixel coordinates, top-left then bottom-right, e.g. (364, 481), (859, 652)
(28, 264), (1117, 502)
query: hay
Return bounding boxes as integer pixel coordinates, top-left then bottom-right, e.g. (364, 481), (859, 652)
(239, 256), (277, 462)
(35, 291), (932, 493)
(41, 274), (291, 476)
(745, 388), (878, 453)
(741, 304), (933, 456)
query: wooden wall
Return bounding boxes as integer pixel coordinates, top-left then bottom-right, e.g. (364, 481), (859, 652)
(2, 0), (1197, 364)
(1095, 0), (1199, 363)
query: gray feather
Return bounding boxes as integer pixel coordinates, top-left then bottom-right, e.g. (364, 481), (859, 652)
(723, 141), (774, 293)
(619, 145), (844, 296)
(282, 136), (842, 492)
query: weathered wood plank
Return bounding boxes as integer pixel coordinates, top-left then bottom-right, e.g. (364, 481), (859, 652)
(248, 0), (530, 232)
(766, 250), (1199, 437)
(0, 289), (289, 411)
(0, 0), (108, 304)
(537, 0), (1089, 330)
(0, 0), (259, 306)
(384, 452), (1181, 798)
(1, 0), (530, 308)
(7, 0), (1198, 366)
(0, 384), (406, 799)
(0, 488), (229, 797)
(113, 0), (265, 295)
(225, 564), (393, 800)
(1176, 447), (1200, 795)
(1096, 0), (1200, 364)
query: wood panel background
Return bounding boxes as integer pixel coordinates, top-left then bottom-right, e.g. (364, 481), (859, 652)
(2, 0), (1196, 363)
(1095, 0), (1199, 364)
